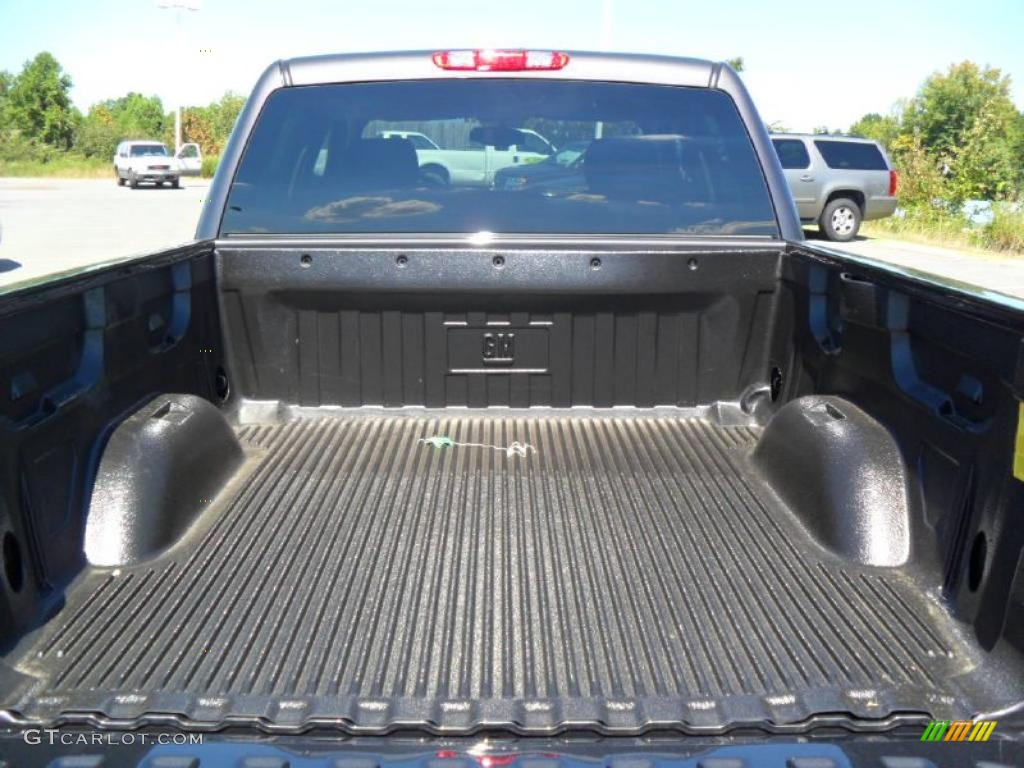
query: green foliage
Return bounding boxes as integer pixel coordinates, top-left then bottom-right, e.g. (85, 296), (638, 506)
(0, 70), (12, 116)
(117, 92), (165, 137)
(208, 92), (245, 144)
(1013, 112), (1024, 182)
(849, 61), (1024, 208)
(74, 93), (166, 158)
(0, 152), (110, 178)
(903, 62), (1015, 155)
(946, 96), (1020, 200)
(102, 92), (165, 138)
(2, 52), (76, 149)
(0, 47), (1019, 254)
(886, 134), (949, 208)
(200, 154), (219, 178)
(171, 92), (245, 156)
(868, 203), (1024, 255)
(901, 62), (1020, 200)
(0, 102), (109, 176)
(983, 205), (1024, 252)
(0, 49), (241, 172)
(847, 112), (901, 148)
(0, 132), (52, 163)
(725, 57), (744, 73)
(73, 105), (120, 159)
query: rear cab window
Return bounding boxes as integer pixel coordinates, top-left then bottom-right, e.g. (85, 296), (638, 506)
(771, 138), (810, 169)
(130, 144), (169, 157)
(813, 140), (888, 170)
(222, 79), (779, 237)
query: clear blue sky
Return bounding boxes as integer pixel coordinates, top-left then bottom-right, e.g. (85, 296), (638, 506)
(2, 0), (1022, 132)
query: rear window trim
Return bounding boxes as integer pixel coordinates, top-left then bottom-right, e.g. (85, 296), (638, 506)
(216, 231), (783, 246)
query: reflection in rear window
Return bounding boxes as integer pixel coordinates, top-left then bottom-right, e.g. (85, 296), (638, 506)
(813, 140), (888, 171)
(222, 79), (778, 237)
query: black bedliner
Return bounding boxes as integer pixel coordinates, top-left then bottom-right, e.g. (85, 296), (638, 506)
(3, 410), (988, 734)
(2, 241), (1023, 740)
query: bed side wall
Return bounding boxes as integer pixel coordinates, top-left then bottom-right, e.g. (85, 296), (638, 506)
(776, 245), (1024, 655)
(0, 246), (224, 649)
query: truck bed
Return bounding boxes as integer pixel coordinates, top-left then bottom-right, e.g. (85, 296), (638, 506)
(5, 409), (982, 734)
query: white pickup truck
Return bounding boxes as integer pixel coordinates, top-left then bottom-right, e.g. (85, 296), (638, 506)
(379, 127), (553, 186)
(113, 140), (203, 189)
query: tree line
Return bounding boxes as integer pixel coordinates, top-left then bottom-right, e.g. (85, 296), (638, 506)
(812, 62), (1024, 207)
(1, 51), (1022, 209)
(0, 52), (244, 170)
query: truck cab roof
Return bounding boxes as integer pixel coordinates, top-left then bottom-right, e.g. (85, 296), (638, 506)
(277, 50), (724, 88)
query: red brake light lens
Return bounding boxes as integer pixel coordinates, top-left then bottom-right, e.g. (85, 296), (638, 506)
(432, 50), (569, 71)
(888, 169), (899, 196)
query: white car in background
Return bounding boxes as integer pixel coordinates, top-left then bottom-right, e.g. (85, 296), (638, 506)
(113, 140), (203, 189)
(377, 126), (554, 187)
(175, 142), (203, 177)
(378, 130), (441, 150)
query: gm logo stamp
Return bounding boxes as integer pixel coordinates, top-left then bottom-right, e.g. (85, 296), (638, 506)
(446, 327), (548, 374)
(482, 332), (515, 365)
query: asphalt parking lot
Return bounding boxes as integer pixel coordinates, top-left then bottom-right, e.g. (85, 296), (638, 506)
(0, 177), (209, 288)
(1, 177), (1023, 299)
(803, 228), (1024, 300)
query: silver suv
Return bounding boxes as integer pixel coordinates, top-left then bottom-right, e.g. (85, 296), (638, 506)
(771, 134), (898, 241)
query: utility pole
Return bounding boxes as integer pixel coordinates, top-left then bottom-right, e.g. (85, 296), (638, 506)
(596, 0), (612, 139)
(156, 0), (201, 153)
(601, 0), (613, 48)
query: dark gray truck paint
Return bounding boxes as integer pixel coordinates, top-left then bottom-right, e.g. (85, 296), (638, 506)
(0, 52), (1022, 751)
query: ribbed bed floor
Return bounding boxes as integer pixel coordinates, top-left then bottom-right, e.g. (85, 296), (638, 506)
(7, 412), (975, 733)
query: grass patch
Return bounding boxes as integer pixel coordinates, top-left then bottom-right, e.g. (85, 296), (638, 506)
(0, 152), (222, 180)
(0, 154), (111, 178)
(984, 207), (1024, 253)
(864, 204), (1024, 257)
(200, 154), (219, 178)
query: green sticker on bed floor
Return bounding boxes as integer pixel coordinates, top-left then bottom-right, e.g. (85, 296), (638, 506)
(418, 435), (536, 458)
